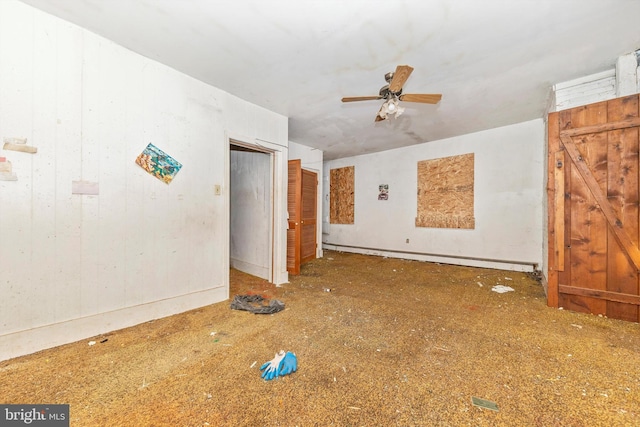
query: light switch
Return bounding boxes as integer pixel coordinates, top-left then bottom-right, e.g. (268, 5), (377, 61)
(214, 184), (221, 195)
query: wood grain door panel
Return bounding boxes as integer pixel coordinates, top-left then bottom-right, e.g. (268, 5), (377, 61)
(287, 160), (302, 275)
(287, 160), (317, 275)
(548, 95), (640, 322)
(301, 168), (317, 264)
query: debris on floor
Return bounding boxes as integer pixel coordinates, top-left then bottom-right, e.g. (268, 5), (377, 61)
(491, 285), (515, 293)
(230, 294), (285, 314)
(471, 396), (499, 411)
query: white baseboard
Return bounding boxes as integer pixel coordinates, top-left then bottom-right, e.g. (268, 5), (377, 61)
(323, 244), (537, 272)
(230, 258), (269, 280)
(0, 286), (228, 362)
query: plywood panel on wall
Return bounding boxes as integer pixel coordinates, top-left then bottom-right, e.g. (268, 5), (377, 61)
(416, 153), (475, 229)
(330, 166), (354, 224)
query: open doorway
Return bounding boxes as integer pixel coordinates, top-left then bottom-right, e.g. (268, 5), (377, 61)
(229, 141), (274, 281)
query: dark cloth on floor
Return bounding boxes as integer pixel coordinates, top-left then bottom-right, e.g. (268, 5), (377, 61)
(230, 294), (285, 314)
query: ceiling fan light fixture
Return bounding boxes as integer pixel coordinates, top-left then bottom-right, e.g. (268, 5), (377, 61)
(387, 99), (397, 112)
(378, 97), (403, 120)
(342, 64), (442, 122)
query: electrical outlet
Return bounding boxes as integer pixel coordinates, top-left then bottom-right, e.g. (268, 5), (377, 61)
(406, 238), (410, 243)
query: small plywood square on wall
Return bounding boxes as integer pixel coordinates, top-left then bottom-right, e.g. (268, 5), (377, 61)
(330, 166), (355, 224)
(416, 153), (475, 229)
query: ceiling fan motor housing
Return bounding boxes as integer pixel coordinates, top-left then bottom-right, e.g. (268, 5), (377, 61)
(379, 84), (402, 99)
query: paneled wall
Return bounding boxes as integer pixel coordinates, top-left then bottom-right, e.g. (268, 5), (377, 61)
(0, 1), (288, 360)
(551, 51), (639, 112)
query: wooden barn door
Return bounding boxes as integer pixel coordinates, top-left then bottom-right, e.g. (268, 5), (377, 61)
(287, 160), (317, 275)
(548, 94), (640, 322)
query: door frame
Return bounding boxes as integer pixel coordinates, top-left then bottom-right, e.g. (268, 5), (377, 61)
(225, 133), (289, 286)
(229, 142), (274, 281)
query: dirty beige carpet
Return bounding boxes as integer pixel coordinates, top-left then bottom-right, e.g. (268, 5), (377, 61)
(1, 250), (639, 426)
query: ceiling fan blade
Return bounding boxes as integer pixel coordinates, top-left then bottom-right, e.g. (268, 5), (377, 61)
(388, 65), (414, 93)
(399, 93), (442, 104)
(375, 114), (386, 122)
(342, 96), (382, 102)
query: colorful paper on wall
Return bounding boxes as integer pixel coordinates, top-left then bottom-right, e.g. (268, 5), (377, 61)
(135, 143), (182, 184)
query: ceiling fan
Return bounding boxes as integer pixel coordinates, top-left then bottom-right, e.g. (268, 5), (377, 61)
(341, 65), (442, 122)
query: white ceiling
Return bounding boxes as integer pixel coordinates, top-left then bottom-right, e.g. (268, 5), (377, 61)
(19, 0), (640, 160)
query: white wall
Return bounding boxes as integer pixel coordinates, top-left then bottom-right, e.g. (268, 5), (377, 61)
(551, 51), (639, 112)
(323, 119), (545, 272)
(230, 150), (271, 279)
(288, 140), (324, 259)
(0, 1), (288, 361)
(552, 69), (616, 112)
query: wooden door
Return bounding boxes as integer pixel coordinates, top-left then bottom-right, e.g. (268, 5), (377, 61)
(548, 94), (640, 322)
(287, 160), (317, 275)
(287, 160), (302, 275)
(301, 168), (318, 264)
